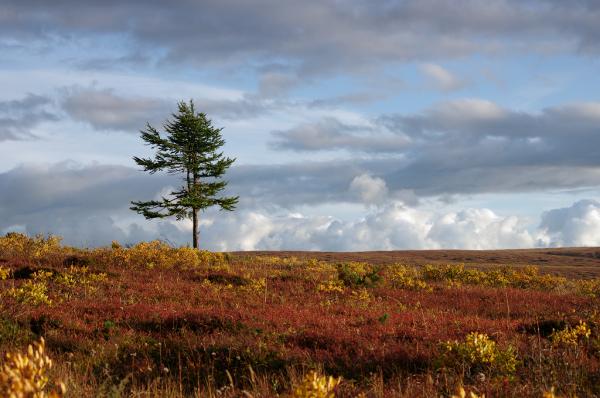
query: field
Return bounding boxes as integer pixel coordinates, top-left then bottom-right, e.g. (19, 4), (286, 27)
(1, 234), (600, 397)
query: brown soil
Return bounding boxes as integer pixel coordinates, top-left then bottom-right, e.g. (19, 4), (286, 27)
(232, 247), (600, 279)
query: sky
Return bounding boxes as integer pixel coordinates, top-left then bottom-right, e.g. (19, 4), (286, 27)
(1, 0), (600, 250)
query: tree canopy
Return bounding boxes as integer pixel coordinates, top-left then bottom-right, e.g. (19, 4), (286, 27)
(131, 100), (238, 248)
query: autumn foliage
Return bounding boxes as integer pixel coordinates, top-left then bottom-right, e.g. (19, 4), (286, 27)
(0, 233), (599, 397)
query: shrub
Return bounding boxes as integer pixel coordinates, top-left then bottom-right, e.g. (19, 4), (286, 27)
(317, 280), (345, 294)
(350, 287), (372, 303)
(0, 233), (63, 261)
(336, 262), (381, 287)
(550, 321), (591, 347)
(240, 277), (267, 295)
(422, 264), (485, 285)
(421, 264), (570, 291)
(576, 279), (600, 298)
(54, 266), (108, 298)
(440, 332), (518, 377)
(7, 271), (53, 306)
(386, 264), (431, 291)
(0, 266), (10, 280)
(108, 240), (226, 269)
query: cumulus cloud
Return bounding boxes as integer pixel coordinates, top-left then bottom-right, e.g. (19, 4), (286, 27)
(0, 160), (583, 251)
(420, 63), (466, 91)
(538, 200), (600, 247)
(428, 209), (534, 249)
(0, 94), (58, 140)
(349, 174), (388, 205)
(146, 202), (538, 251)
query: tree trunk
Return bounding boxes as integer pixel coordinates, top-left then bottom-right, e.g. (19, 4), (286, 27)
(191, 169), (200, 249)
(192, 208), (199, 249)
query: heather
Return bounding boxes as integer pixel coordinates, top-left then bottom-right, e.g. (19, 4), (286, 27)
(1, 233), (599, 397)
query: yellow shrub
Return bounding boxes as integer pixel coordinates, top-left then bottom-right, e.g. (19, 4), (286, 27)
(550, 321), (591, 347)
(350, 288), (373, 308)
(195, 249), (227, 268)
(290, 371), (341, 398)
(421, 264), (569, 291)
(0, 233), (63, 261)
(337, 262), (380, 287)
(241, 277), (266, 295)
(108, 240), (226, 269)
(317, 280), (345, 294)
(54, 266), (107, 298)
(0, 338), (66, 397)
(0, 266), (10, 280)
(440, 332), (518, 376)
(576, 279), (600, 298)
(387, 264), (431, 291)
(8, 271), (53, 306)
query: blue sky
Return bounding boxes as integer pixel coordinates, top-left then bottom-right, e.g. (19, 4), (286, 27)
(1, 0), (600, 250)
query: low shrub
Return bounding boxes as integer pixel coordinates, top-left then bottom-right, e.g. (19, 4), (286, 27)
(0, 233), (63, 262)
(386, 264), (431, 291)
(336, 262), (381, 287)
(108, 240), (226, 269)
(439, 332), (518, 377)
(550, 321), (591, 347)
(7, 271), (53, 306)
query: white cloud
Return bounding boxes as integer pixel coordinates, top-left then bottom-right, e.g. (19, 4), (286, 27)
(420, 63), (465, 91)
(538, 200), (600, 247)
(349, 174), (389, 205)
(185, 201), (535, 251)
(427, 208), (534, 249)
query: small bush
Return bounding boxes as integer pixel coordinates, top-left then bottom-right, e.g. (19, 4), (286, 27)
(550, 321), (591, 347)
(576, 279), (600, 298)
(108, 240), (226, 269)
(0, 266), (10, 280)
(439, 332), (518, 377)
(422, 264), (570, 291)
(336, 262), (381, 287)
(0, 233), (63, 261)
(8, 271), (53, 306)
(317, 280), (345, 294)
(386, 264), (431, 291)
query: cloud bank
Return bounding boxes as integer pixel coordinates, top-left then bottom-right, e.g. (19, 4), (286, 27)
(2, 162), (599, 250)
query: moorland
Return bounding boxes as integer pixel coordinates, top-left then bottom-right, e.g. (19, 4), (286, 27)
(1, 233), (600, 397)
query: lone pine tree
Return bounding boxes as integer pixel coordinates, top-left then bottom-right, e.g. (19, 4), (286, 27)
(131, 100), (238, 249)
